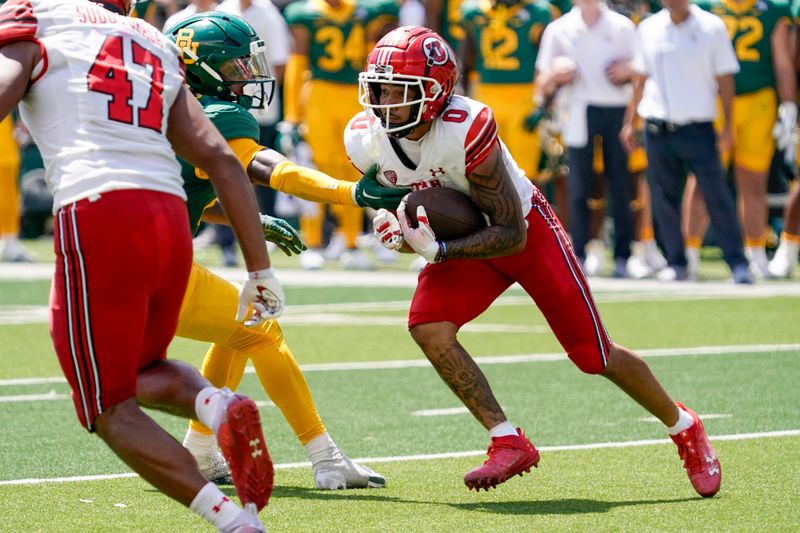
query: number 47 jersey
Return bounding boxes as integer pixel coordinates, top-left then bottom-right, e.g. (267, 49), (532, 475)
(0, 0), (187, 209)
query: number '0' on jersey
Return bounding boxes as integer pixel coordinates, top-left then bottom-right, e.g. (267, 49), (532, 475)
(0, 0), (186, 209)
(344, 95), (534, 217)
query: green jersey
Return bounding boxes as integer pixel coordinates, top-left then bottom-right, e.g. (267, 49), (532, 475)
(696, 0), (792, 95)
(461, 0), (552, 84)
(549, 0), (571, 16)
(180, 96), (260, 234)
(437, 0), (467, 49)
(284, 0), (399, 85)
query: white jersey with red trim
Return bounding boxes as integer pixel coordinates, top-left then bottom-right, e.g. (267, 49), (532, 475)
(344, 95), (534, 217)
(0, 0), (186, 209)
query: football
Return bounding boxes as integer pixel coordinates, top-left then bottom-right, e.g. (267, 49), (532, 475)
(404, 187), (487, 241)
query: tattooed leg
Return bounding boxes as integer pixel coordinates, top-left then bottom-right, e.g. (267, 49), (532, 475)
(410, 322), (506, 430)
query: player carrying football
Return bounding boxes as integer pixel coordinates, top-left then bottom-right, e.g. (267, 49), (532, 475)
(163, 12), (405, 490)
(355, 26), (722, 497)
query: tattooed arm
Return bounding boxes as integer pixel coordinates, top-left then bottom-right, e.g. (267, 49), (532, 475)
(441, 144), (527, 259)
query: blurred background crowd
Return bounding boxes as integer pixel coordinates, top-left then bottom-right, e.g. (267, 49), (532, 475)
(1, 0), (798, 282)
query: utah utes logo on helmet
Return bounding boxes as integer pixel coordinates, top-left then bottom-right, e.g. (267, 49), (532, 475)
(422, 37), (450, 66)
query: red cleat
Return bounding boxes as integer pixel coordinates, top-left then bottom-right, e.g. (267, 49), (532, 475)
(670, 402), (721, 497)
(217, 394), (274, 511)
(464, 428), (540, 491)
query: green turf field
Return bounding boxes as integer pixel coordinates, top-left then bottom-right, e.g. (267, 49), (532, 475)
(0, 246), (798, 532)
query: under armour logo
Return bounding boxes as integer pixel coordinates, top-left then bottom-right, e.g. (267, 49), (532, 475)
(250, 438), (263, 458)
(212, 496), (230, 513)
(706, 454), (719, 476)
(428, 167), (445, 178)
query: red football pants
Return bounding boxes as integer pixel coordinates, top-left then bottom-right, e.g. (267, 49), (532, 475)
(409, 189), (611, 374)
(50, 189), (192, 431)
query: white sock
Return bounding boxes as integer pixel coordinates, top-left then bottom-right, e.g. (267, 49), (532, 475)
(195, 387), (230, 434)
(189, 482), (242, 531)
(489, 421), (518, 438)
(305, 432), (339, 466)
(183, 427), (216, 456)
(667, 408), (695, 435)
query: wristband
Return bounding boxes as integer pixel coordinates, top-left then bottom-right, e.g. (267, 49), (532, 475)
(249, 267), (275, 280)
(437, 241), (447, 263)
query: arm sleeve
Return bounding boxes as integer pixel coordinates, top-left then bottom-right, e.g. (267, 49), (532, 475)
(269, 160), (358, 206)
(283, 53), (309, 123)
(195, 137), (263, 179)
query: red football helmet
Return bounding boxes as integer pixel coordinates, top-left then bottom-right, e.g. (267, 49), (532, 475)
(358, 26), (459, 138)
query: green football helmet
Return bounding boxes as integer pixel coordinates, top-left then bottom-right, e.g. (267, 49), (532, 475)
(165, 12), (275, 109)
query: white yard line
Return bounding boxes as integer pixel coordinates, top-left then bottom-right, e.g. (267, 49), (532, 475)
(0, 391), (68, 402)
(2, 287), (798, 326)
(412, 407), (472, 417)
(1, 429), (797, 486)
(3, 262), (800, 295)
(639, 413), (733, 423)
(1, 343), (799, 388)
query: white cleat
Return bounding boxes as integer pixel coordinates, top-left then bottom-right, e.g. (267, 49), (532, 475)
(299, 249), (325, 270)
(324, 234), (346, 261)
(184, 427), (233, 485)
(223, 505), (266, 533)
(195, 450), (234, 486)
(340, 249), (374, 271)
(745, 247), (770, 280)
(626, 255), (652, 279)
(627, 242), (653, 279)
(0, 238), (35, 263)
(583, 239), (606, 277)
(643, 240), (668, 272)
(306, 432), (386, 490)
(768, 242), (798, 279)
(314, 453), (386, 490)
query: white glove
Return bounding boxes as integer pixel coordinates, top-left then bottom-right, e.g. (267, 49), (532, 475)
(397, 201), (442, 263)
(773, 102), (798, 152)
(372, 208), (403, 251)
(237, 268), (285, 325)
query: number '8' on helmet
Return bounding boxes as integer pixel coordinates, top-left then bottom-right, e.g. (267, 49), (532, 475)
(358, 26), (459, 138)
(165, 12), (275, 109)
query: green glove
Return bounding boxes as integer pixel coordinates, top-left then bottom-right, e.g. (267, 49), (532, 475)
(522, 107), (547, 133)
(260, 214), (307, 256)
(353, 165), (411, 210)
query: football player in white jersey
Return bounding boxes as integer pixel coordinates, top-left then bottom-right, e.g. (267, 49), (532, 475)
(0, 0), (279, 529)
(349, 26), (722, 498)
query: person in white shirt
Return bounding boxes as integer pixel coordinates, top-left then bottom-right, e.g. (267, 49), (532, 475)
(620, 0), (751, 284)
(535, 0), (638, 278)
(162, 0), (218, 31)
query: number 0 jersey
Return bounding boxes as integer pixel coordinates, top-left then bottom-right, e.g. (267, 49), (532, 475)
(0, 0), (186, 209)
(695, 0), (792, 95)
(344, 95), (534, 217)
